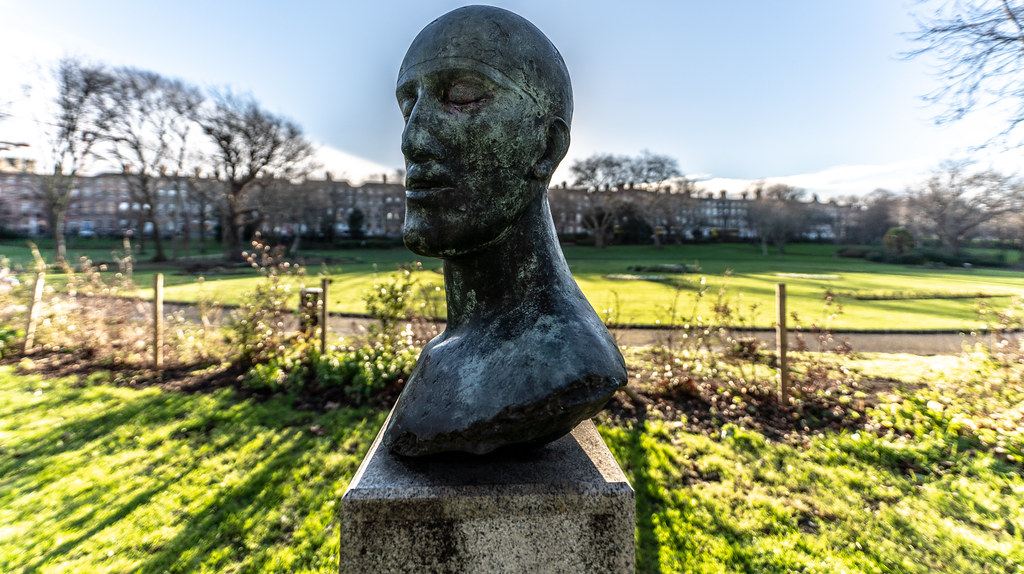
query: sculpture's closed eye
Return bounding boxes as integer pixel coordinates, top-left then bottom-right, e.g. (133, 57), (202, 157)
(398, 96), (416, 121)
(445, 79), (489, 109)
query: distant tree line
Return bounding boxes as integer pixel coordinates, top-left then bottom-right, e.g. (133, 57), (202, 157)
(15, 57), (317, 264)
(564, 152), (1024, 258)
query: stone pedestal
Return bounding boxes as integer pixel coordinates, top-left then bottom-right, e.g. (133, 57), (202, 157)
(340, 415), (635, 573)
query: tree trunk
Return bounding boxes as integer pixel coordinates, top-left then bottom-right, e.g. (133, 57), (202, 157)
(135, 214), (147, 253)
(176, 189), (190, 258)
(53, 213), (67, 266)
(148, 207), (167, 262)
(225, 209), (244, 261)
(198, 203), (207, 254)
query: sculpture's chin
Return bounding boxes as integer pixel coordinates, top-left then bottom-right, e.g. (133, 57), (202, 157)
(402, 210), (504, 260)
(401, 211), (446, 258)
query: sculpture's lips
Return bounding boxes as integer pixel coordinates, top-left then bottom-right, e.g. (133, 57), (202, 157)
(405, 167), (454, 203)
(405, 187), (453, 202)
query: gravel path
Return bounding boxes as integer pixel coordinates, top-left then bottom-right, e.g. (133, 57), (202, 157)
(159, 302), (980, 355)
(327, 315), (976, 355)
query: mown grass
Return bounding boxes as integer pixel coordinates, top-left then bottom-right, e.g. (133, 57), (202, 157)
(603, 418), (1023, 573)
(602, 348), (1024, 573)
(0, 366), (384, 573)
(2, 349), (1022, 573)
(4, 241), (1024, 330)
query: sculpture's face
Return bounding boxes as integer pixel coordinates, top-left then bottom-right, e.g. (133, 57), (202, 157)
(398, 54), (549, 258)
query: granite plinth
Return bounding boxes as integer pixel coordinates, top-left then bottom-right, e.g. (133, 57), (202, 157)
(340, 414), (635, 573)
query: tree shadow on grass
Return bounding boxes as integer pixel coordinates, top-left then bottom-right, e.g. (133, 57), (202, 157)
(136, 429), (311, 573)
(614, 415), (753, 574)
(0, 388), (235, 496)
(19, 466), (192, 573)
(623, 417), (663, 574)
(0, 373), (357, 573)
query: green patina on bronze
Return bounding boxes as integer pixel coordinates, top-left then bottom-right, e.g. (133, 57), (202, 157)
(383, 5), (626, 456)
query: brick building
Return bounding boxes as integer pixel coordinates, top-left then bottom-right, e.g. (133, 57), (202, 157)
(0, 163), (861, 244)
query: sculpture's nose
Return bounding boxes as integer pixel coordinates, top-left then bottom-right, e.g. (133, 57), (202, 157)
(401, 101), (445, 164)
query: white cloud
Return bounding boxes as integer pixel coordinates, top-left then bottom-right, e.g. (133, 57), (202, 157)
(312, 144), (399, 184)
(696, 159), (938, 200)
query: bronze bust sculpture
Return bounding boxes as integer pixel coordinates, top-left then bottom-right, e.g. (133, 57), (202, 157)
(382, 5), (627, 456)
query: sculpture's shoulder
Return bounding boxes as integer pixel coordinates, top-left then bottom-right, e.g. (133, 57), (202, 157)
(382, 298), (626, 457)
(539, 307), (624, 373)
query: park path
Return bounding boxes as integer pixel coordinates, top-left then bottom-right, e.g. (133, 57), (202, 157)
(325, 314), (973, 355)
(158, 302), (974, 355)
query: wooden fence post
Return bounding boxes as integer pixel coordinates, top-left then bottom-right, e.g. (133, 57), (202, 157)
(776, 283), (789, 406)
(320, 277), (330, 355)
(123, 234), (133, 283)
(24, 272), (45, 354)
(153, 273), (164, 369)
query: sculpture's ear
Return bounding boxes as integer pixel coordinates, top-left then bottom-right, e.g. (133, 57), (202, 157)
(532, 117), (569, 182)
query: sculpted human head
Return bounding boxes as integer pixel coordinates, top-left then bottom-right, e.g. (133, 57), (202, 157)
(398, 5), (573, 258)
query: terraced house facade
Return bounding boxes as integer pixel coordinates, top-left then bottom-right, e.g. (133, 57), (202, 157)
(0, 160), (860, 245)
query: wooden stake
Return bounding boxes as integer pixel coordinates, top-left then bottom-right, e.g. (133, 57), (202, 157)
(153, 273), (164, 369)
(123, 234), (133, 283)
(320, 277), (330, 355)
(776, 283), (789, 406)
(23, 272), (45, 354)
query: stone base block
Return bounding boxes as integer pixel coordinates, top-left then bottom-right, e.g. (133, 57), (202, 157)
(340, 414), (635, 573)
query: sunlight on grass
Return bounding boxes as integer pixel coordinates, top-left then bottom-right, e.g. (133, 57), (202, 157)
(0, 366), (383, 573)
(4, 242), (1023, 330)
(601, 416), (1024, 573)
(2, 351), (1022, 572)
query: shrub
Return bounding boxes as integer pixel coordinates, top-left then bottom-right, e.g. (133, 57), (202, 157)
(239, 263), (426, 404)
(26, 257), (155, 364)
(883, 227), (915, 257)
(0, 326), (21, 359)
(315, 340), (418, 404)
(227, 236), (304, 368)
(167, 277), (230, 365)
(626, 263), (701, 274)
(835, 247), (869, 258)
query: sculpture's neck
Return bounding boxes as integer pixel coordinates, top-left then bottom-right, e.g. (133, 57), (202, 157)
(442, 191), (573, 329)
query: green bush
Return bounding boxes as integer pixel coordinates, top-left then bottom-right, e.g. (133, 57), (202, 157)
(241, 337), (418, 404)
(227, 236), (304, 368)
(315, 341), (418, 404)
(239, 262), (425, 404)
(883, 227), (915, 257)
(0, 326), (21, 359)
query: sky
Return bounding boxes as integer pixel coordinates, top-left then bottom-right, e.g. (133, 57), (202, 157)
(0, 0), (1016, 198)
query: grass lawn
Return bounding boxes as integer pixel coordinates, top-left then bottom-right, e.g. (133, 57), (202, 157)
(0, 365), (383, 573)
(3, 241), (1023, 330)
(1, 351), (1021, 573)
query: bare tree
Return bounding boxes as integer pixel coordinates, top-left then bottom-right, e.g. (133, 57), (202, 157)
(983, 208), (1024, 247)
(847, 189), (901, 245)
(636, 188), (670, 247)
(628, 150), (683, 189)
(580, 190), (624, 248)
(909, 0), (1024, 146)
(196, 91), (315, 261)
(0, 99), (29, 152)
(184, 168), (220, 254)
(571, 151), (683, 191)
(570, 153), (631, 191)
(906, 161), (1021, 253)
(571, 151), (686, 246)
(101, 68), (203, 261)
(37, 58), (112, 265)
(744, 182), (818, 255)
